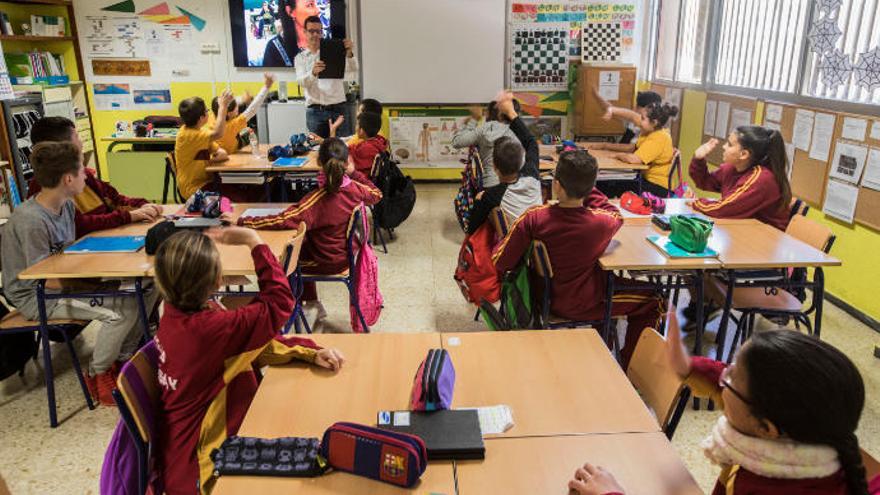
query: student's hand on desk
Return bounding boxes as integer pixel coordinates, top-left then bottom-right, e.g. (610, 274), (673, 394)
(315, 347), (345, 371)
(129, 207), (156, 223)
(694, 138), (720, 160)
(211, 148), (229, 162)
(583, 142), (603, 151)
(568, 463), (625, 495)
(312, 60), (326, 77)
(206, 226), (263, 249)
(143, 203), (163, 218)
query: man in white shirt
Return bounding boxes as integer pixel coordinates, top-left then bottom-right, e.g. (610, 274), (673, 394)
(294, 15), (358, 138)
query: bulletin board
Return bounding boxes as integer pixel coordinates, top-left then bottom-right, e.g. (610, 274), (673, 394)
(648, 82), (683, 147)
(827, 112), (880, 230)
(701, 92), (757, 165)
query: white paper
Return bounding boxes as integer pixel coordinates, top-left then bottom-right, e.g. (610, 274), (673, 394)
(822, 179), (859, 224)
(598, 71), (620, 101)
(828, 141), (869, 184)
(793, 109), (815, 151)
(666, 88), (683, 120)
(392, 411), (410, 427)
(862, 148), (880, 191)
(785, 142), (796, 180)
(765, 104), (783, 123)
(703, 100), (717, 136)
(809, 113), (836, 162)
(764, 121), (782, 132)
(446, 336), (461, 346)
(714, 102), (731, 138)
(871, 121), (880, 140)
(458, 405), (514, 435)
(729, 109), (752, 133)
(841, 117), (868, 141)
(241, 208), (284, 217)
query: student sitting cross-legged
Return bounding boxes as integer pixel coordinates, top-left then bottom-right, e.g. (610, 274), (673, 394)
(491, 149), (665, 367)
(154, 227), (345, 495)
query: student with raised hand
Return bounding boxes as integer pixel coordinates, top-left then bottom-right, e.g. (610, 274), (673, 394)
(689, 126), (792, 231)
(452, 98), (523, 188)
(567, 311), (871, 495)
(594, 90), (663, 144)
(466, 91), (542, 235)
(211, 72), (275, 154)
(175, 90), (234, 199)
(586, 102), (679, 197)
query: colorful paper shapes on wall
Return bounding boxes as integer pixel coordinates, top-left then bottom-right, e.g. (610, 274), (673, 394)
(138, 2), (170, 16)
(513, 91), (570, 117)
(176, 6), (206, 31)
(102, 0), (135, 13)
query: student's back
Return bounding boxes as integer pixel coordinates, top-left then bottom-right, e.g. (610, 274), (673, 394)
(452, 100), (522, 188)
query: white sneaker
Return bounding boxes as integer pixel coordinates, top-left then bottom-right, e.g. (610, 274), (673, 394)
(302, 301), (328, 330)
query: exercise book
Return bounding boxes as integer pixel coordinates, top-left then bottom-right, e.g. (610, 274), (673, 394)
(65, 236), (146, 254)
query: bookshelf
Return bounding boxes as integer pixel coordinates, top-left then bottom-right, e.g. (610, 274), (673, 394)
(0, 0), (96, 214)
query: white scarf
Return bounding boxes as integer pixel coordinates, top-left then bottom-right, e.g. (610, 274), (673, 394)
(701, 416), (840, 479)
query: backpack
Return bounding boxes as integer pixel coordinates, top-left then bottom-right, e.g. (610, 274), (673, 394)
(478, 254), (541, 330)
(453, 148), (483, 232)
(350, 207), (383, 332)
(100, 420), (143, 495)
(453, 223), (501, 305)
(372, 152), (417, 229)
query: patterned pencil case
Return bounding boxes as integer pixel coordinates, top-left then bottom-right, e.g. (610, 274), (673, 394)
(320, 422), (427, 488)
(210, 436), (326, 477)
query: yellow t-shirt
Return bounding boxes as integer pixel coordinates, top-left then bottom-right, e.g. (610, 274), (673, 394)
(175, 126), (219, 199)
(216, 115), (248, 154)
(635, 128), (674, 189)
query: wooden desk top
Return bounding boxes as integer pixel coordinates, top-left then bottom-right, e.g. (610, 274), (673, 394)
(213, 333), (455, 495)
(18, 203), (295, 280)
(101, 136), (177, 143)
(539, 145), (649, 171)
(600, 224), (724, 271)
(441, 329), (659, 436)
(207, 147), (320, 173)
(612, 198), (759, 225)
(712, 222), (842, 269)
(456, 433), (702, 495)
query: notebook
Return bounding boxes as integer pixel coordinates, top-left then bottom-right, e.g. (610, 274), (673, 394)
(319, 39), (346, 79)
(65, 236), (145, 254)
(377, 409), (485, 460)
(647, 234), (719, 258)
(273, 157), (307, 167)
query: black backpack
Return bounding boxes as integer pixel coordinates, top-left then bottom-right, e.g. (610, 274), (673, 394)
(0, 302), (36, 381)
(371, 152), (416, 230)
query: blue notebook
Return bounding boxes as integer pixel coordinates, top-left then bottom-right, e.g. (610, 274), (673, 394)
(273, 157), (307, 167)
(647, 234), (718, 258)
(65, 236), (146, 254)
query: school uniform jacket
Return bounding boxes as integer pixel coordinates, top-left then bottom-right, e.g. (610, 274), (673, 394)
(492, 189), (623, 320)
(28, 169), (148, 237)
(156, 244), (321, 495)
(238, 170), (382, 273)
(349, 134), (388, 177)
(689, 157), (790, 231)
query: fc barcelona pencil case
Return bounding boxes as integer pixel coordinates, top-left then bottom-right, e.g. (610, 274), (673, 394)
(319, 422), (427, 488)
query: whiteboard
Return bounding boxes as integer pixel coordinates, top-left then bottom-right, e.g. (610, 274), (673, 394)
(358, 0), (506, 104)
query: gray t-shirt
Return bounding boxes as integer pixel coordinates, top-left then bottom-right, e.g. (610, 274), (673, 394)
(1, 198), (75, 319)
(451, 120), (520, 188)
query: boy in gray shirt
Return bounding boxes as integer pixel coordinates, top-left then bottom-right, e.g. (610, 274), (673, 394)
(452, 99), (523, 188)
(2, 142), (157, 406)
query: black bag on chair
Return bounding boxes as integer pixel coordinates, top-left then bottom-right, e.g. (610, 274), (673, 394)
(372, 152), (416, 230)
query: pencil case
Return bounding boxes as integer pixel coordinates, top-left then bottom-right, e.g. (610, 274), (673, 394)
(410, 348), (455, 411)
(319, 422), (427, 488)
(210, 436), (326, 477)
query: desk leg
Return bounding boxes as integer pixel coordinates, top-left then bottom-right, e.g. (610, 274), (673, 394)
(36, 281), (59, 428)
(603, 271), (616, 356)
(715, 270), (736, 362)
(692, 270), (705, 356)
(814, 267), (825, 338)
(134, 278), (151, 343)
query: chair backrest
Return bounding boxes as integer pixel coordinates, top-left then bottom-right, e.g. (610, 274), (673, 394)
(862, 448), (880, 486)
(345, 206), (367, 267)
(667, 148), (682, 191)
(786, 214), (835, 253)
(489, 207), (510, 238)
(626, 328), (689, 435)
(279, 222), (307, 276)
(165, 152), (185, 202)
(789, 197), (810, 218)
(115, 340), (161, 444)
(530, 240), (554, 280)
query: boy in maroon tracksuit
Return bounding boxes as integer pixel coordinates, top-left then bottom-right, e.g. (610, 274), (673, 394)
(154, 227), (345, 494)
(347, 111), (388, 177)
(491, 149), (664, 367)
(238, 137), (382, 327)
(27, 116), (162, 237)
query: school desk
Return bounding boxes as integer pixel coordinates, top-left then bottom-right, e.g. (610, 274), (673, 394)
(440, 329), (659, 437)
(206, 146), (321, 201)
(211, 333), (456, 495)
(455, 433), (702, 495)
(538, 145), (649, 171)
(102, 137), (178, 201)
(611, 198), (761, 225)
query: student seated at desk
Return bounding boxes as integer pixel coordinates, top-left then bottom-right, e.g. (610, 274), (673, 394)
(467, 91), (541, 235)
(689, 126), (792, 232)
(586, 102), (678, 198)
(594, 90), (662, 144)
(238, 138), (382, 328)
(27, 117), (162, 238)
(153, 228), (344, 495)
(319, 111), (388, 178)
(211, 72), (274, 154)
(567, 313), (872, 495)
(452, 98), (523, 188)
(1, 142), (159, 406)
(174, 91), (233, 199)
(491, 149), (664, 367)
(347, 98), (387, 145)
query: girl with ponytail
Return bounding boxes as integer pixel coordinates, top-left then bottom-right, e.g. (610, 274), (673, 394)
(586, 102), (680, 198)
(237, 137), (382, 327)
(568, 313), (872, 495)
(690, 125), (793, 231)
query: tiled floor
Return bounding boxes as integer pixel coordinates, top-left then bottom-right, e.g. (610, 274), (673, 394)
(1, 183), (878, 494)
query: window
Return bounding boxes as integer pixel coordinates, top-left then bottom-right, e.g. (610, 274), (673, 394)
(714, 0), (811, 93)
(803, 0), (880, 105)
(653, 0), (710, 83)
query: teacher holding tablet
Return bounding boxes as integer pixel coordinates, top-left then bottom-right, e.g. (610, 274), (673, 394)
(294, 15), (358, 138)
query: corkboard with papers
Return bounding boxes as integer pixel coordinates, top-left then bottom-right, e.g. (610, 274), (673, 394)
(648, 82), (683, 147)
(701, 93), (757, 165)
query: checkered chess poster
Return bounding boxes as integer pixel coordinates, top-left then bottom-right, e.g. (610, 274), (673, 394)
(510, 24), (570, 91)
(582, 22), (622, 63)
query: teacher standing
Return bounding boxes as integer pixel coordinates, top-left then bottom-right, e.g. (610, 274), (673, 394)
(294, 15), (358, 138)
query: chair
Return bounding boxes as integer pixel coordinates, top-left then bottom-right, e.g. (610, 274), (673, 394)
(789, 197), (810, 219)
(296, 207), (371, 333)
(666, 149), (682, 195)
(710, 214), (836, 363)
(862, 448), (880, 488)
(162, 152), (185, 204)
(489, 207), (510, 238)
(369, 153), (389, 254)
(112, 340), (161, 495)
(626, 328), (691, 439)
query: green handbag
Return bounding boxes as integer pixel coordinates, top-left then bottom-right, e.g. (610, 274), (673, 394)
(669, 215), (714, 253)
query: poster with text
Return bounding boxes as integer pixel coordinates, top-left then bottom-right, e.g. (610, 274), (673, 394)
(389, 109), (472, 168)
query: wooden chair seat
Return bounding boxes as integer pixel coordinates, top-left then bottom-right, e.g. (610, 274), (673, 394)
(0, 310), (88, 330)
(707, 278), (803, 312)
(302, 268), (350, 278)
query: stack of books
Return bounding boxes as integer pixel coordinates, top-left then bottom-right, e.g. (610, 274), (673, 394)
(29, 15), (66, 37)
(5, 51), (68, 85)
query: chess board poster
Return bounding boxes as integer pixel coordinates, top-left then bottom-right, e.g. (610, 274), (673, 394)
(582, 22), (622, 62)
(510, 24), (570, 91)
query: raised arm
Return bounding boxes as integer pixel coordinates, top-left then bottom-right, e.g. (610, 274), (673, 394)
(209, 90), (232, 141)
(689, 139), (723, 192)
(239, 73), (274, 121)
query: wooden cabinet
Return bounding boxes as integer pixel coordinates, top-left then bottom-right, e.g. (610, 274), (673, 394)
(573, 64), (636, 137)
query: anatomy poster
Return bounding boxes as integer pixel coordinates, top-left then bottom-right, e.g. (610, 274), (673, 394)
(389, 109), (471, 168)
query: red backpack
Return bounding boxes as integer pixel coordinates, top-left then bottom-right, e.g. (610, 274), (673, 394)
(453, 222), (501, 305)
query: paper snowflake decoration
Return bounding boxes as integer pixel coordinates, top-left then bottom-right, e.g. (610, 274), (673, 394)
(854, 46), (880, 91)
(808, 18), (842, 55)
(818, 49), (852, 87)
(817, 0), (842, 15)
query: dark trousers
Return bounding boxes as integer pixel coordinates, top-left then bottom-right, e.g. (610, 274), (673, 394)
(306, 104), (350, 138)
